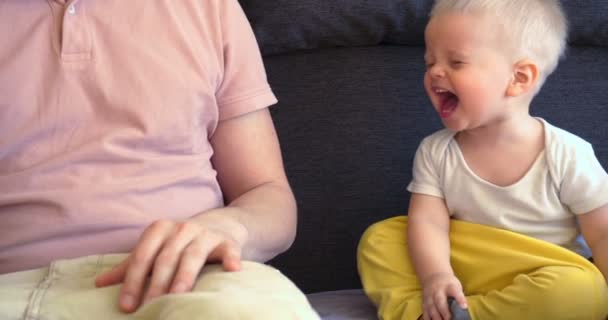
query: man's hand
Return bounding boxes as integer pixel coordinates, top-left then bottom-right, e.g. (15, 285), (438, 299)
(95, 214), (247, 313)
(420, 272), (468, 320)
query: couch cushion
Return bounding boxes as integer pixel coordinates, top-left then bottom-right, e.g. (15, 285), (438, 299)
(307, 289), (377, 320)
(239, 0), (607, 56)
(239, 0), (432, 55)
(563, 2), (608, 47)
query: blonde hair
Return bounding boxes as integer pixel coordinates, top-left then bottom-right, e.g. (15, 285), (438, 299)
(430, 0), (568, 83)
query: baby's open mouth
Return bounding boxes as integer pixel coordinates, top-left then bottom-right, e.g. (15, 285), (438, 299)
(435, 89), (458, 118)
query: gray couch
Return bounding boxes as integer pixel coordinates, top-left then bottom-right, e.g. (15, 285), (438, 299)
(239, 1), (608, 319)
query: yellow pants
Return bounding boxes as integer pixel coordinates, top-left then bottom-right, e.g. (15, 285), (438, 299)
(357, 216), (608, 320)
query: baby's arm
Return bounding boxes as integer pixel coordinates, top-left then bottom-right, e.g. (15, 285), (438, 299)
(579, 203), (608, 282)
(408, 193), (468, 320)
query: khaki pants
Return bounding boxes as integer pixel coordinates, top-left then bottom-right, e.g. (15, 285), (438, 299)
(0, 254), (320, 320)
(357, 216), (608, 320)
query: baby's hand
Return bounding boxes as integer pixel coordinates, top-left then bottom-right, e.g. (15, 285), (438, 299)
(420, 272), (468, 320)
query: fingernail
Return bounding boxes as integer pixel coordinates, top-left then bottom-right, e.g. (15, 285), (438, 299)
(120, 294), (135, 309)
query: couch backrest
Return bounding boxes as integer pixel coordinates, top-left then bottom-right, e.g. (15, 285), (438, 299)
(240, 0), (608, 56)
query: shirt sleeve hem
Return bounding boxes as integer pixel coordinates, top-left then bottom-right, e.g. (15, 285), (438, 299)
(572, 197), (608, 215)
(218, 86), (278, 121)
(407, 183), (444, 199)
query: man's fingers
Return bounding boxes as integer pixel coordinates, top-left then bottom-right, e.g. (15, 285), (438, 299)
(95, 258), (129, 287)
(205, 237), (242, 271)
(119, 221), (173, 312)
(169, 239), (242, 294)
(169, 238), (213, 294)
(142, 252), (181, 303)
(144, 223), (201, 302)
(107, 219), (246, 313)
(218, 242), (241, 272)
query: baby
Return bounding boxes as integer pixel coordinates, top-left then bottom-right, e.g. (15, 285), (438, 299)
(358, 1), (608, 319)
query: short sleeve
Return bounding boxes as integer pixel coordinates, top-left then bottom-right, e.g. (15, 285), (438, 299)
(407, 137), (444, 198)
(215, 0), (277, 121)
(559, 142), (608, 214)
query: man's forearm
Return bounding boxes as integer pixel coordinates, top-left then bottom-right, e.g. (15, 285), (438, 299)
(192, 180), (297, 262)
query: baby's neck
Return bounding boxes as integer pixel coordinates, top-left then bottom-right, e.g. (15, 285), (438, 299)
(457, 113), (539, 147)
(455, 114), (545, 187)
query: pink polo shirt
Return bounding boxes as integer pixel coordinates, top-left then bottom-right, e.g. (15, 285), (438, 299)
(0, 0), (277, 274)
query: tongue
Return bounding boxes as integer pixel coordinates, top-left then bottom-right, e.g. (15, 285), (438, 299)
(439, 95), (458, 118)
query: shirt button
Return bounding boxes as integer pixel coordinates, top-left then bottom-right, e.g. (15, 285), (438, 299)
(68, 4), (76, 15)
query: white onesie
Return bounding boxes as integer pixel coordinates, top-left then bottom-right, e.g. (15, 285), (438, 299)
(408, 118), (608, 257)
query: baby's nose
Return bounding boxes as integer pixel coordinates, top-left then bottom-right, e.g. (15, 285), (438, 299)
(428, 64), (446, 78)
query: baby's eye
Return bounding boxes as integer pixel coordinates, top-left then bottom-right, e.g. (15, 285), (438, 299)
(450, 60), (465, 68)
(425, 62), (435, 69)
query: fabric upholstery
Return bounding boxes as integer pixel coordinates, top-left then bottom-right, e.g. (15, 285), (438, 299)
(239, 0), (608, 56)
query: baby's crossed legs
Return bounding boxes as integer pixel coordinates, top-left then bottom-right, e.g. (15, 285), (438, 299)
(358, 216), (608, 320)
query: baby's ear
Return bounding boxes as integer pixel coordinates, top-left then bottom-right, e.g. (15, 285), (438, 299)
(506, 59), (538, 97)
